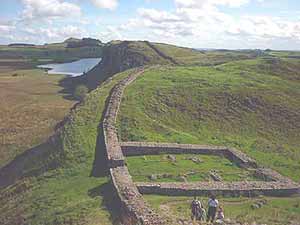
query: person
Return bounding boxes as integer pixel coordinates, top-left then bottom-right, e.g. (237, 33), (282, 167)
(191, 196), (201, 221)
(216, 206), (225, 223)
(207, 194), (219, 223)
(199, 204), (207, 222)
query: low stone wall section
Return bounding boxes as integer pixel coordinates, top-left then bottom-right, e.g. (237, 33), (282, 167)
(121, 142), (300, 196)
(136, 181), (300, 197)
(121, 142), (257, 168)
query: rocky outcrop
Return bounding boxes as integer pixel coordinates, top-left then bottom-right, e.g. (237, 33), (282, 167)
(84, 41), (171, 89)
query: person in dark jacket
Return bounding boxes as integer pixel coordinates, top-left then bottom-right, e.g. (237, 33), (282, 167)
(207, 194), (219, 223)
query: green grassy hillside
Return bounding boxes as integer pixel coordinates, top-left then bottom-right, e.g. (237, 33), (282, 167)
(117, 58), (300, 181)
(84, 41), (263, 89)
(153, 43), (263, 65)
(1, 40), (300, 225)
(0, 69), (136, 225)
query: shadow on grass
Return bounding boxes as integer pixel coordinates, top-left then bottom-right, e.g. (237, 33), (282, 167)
(88, 182), (121, 224)
(90, 124), (109, 177)
(0, 138), (62, 190)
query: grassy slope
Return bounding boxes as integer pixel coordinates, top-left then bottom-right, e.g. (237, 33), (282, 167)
(0, 69), (133, 225)
(153, 43), (260, 65)
(117, 58), (300, 182)
(0, 69), (75, 167)
(118, 58), (300, 224)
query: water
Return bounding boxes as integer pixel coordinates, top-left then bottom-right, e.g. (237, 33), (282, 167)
(38, 58), (101, 77)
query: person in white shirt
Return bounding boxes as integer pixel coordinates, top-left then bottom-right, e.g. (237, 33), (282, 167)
(207, 194), (219, 223)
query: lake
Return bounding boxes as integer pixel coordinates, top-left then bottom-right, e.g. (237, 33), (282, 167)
(38, 58), (101, 77)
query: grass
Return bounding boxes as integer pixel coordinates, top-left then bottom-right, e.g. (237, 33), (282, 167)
(0, 68), (75, 167)
(126, 154), (260, 182)
(0, 68), (134, 225)
(153, 43), (262, 65)
(117, 58), (300, 181)
(144, 195), (300, 225)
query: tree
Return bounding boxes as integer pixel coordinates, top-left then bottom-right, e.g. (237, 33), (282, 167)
(73, 85), (88, 101)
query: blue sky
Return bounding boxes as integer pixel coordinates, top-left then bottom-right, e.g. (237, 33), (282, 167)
(1, 0), (300, 50)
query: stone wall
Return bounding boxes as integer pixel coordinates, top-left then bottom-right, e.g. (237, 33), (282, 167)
(102, 68), (166, 224)
(120, 142), (256, 168)
(136, 181), (300, 197)
(121, 142), (300, 197)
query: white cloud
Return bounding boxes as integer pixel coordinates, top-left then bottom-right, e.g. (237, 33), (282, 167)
(91, 0), (118, 10)
(21, 0), (81, 22)
(175, 0), (250, 9)
(116, 0), (300, 49)
(0, 25), (14, 33)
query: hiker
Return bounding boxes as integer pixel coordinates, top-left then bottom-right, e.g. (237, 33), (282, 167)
(191, 197), (201, 221)
(199, 204), (207, 221)
(216, 206), (225, 222)
(207, 194), (219, 223)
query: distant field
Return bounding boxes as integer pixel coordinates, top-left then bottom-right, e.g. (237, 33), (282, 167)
(0, 68), (75, 167)
(145, 195), (300, 225)
(118, 58), (300, 181)
(126, 154), (260, 182)
(0, 45), (103, 63)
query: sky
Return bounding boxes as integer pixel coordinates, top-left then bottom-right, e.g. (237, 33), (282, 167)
(1, 0), (300, 50)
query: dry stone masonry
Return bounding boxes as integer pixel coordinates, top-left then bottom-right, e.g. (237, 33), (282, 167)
(102, 67), (166, 225)
(101, 68), (300, 224)
(121, 142), (300, 197)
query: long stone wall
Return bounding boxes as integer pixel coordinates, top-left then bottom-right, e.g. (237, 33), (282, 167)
(102, 67), (166, 224)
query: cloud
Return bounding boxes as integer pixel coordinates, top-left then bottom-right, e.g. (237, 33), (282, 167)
(175, 0), (250, 9)
(91, 0), (118, 10)
(21, 0), (81, 22)
(116, 0), (300, 49)
(0, 25), (14, 33)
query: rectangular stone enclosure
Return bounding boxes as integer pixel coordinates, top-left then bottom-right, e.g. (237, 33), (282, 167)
(121, 142), (300, 197)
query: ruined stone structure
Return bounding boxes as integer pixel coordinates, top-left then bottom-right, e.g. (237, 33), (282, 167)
(102, 67), (300, 225)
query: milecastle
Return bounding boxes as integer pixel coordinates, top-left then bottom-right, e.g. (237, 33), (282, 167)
(101, 67), (300, 224)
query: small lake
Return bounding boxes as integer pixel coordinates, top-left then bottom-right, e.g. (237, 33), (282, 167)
(38, 58), (101, 77)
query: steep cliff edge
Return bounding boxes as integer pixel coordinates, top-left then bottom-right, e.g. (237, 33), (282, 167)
(82, 41), (172, 89)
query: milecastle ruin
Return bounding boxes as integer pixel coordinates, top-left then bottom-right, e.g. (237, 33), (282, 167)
(101, 67), (300, 224)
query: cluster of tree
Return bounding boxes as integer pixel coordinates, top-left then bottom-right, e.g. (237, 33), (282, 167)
(73, 85), (89, 101)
